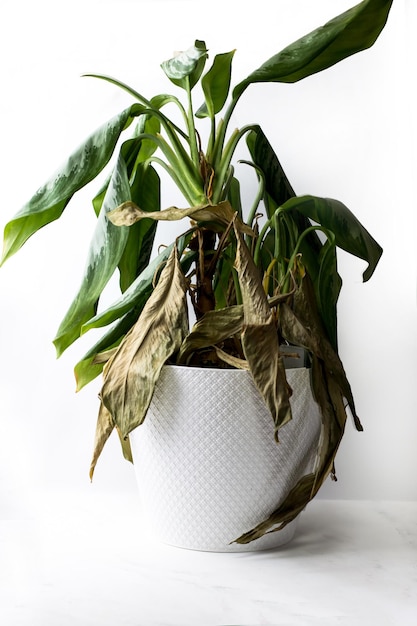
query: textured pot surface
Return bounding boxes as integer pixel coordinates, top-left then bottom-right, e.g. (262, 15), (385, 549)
(130, 365), (322, 552)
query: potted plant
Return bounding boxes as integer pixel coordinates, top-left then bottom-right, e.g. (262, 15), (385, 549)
(1, 0), (392, 550)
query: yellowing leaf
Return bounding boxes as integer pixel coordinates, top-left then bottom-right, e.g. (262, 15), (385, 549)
(100, 245), (189, 440)
(233, 223), (292, 439)
(89, 401), (115, 480)
(107, 200), (253, 235)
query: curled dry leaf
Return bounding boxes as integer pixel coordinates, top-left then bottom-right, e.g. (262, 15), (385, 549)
(234, 274), (359, 544)
(233, 222), (292, 440)
(177, 304), (244, 364)
(213, 346), (249, 370)
(90, 245), (189, 475)
(107, 199), (253, 235)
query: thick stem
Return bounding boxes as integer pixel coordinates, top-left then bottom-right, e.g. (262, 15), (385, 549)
(189, 228), (217, 319)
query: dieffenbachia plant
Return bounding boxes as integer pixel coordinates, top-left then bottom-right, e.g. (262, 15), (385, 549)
(1, 0), (392, 543)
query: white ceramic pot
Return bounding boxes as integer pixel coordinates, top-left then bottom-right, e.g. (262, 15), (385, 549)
(130, 365), (321, 552)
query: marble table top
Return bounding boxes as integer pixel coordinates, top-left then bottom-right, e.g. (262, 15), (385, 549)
(1, 492), (416, 625)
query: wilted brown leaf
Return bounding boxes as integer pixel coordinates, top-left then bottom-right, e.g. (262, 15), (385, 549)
(177, 304), (244, 364)
(89, 401), (115, 480)
(234, 275), (359, 543)
(233, 222), (292, 439)
(99, 245), (189, 443)
(107, 200), (253, 235)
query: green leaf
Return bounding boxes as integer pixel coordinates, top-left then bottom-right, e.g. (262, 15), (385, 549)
(196, 50), (236, 118)
(247, 125), (323, 280)
(234, 0), (393, 96)
(118, 164), (160, 292)
(74, 308), (140, 391)
(316, 237), (341, 350)
(53, 152), (131, 356)
(80, 230), (194, 334)
(1, 104), (143, 265)
(283, 195), (383, 282)
(161, 40), (208, 90)
(247, 127), (296, 213)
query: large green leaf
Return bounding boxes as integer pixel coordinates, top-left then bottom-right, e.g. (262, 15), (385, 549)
(234, 0), (393, 96)
(53, 152), (131, 356)
(283, 195), (383, 282)
(196, 50), (236, 119)
(247, 126), (323, 280)
(118, 164), (160, 293)
(246, 127), (296, 212)
(1, 104), (143, 265)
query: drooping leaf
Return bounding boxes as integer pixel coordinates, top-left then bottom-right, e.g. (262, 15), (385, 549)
(1, 103), (144, 265)
(234, 0), (393, 95)
(247, 126), (323, 281)
(316, 237), (341, 350)
(89, 402), (115, 480)
(74, 308), (140, 391)
(282, 195), (383, 282)
(53, 151), (131, 356)
(100, 245), (189, 441)
(107, 199), (254, 235)
(247, 127), (296, 213)
(233, 223), (292, 438)
(234, 273), (360, 544)
(177, 304), (244, 364)
(196, 50), (236, 118)
(161, 40), (208, 90)
(280, 274), (360, 428)
(80, 230), (194, 334)
(89, 401), (133, 481)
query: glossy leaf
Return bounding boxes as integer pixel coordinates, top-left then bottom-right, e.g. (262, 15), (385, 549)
(246, 127), (296, 213)
(316, 237), (341, 350)
(118, 164), (160, 293)
(247, 126), (323, 274)
(282, 195), (383, 282)
(196, 50), (236, 118)
(234, 0), (393, 95)
(53, 152), (131, 356)
(1, 104), (143, 265)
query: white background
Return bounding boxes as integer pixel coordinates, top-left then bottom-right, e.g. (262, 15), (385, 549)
(0, 0), (415, 517)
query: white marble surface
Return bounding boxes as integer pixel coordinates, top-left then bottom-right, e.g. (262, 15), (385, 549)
(1, 492), (416, 625)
